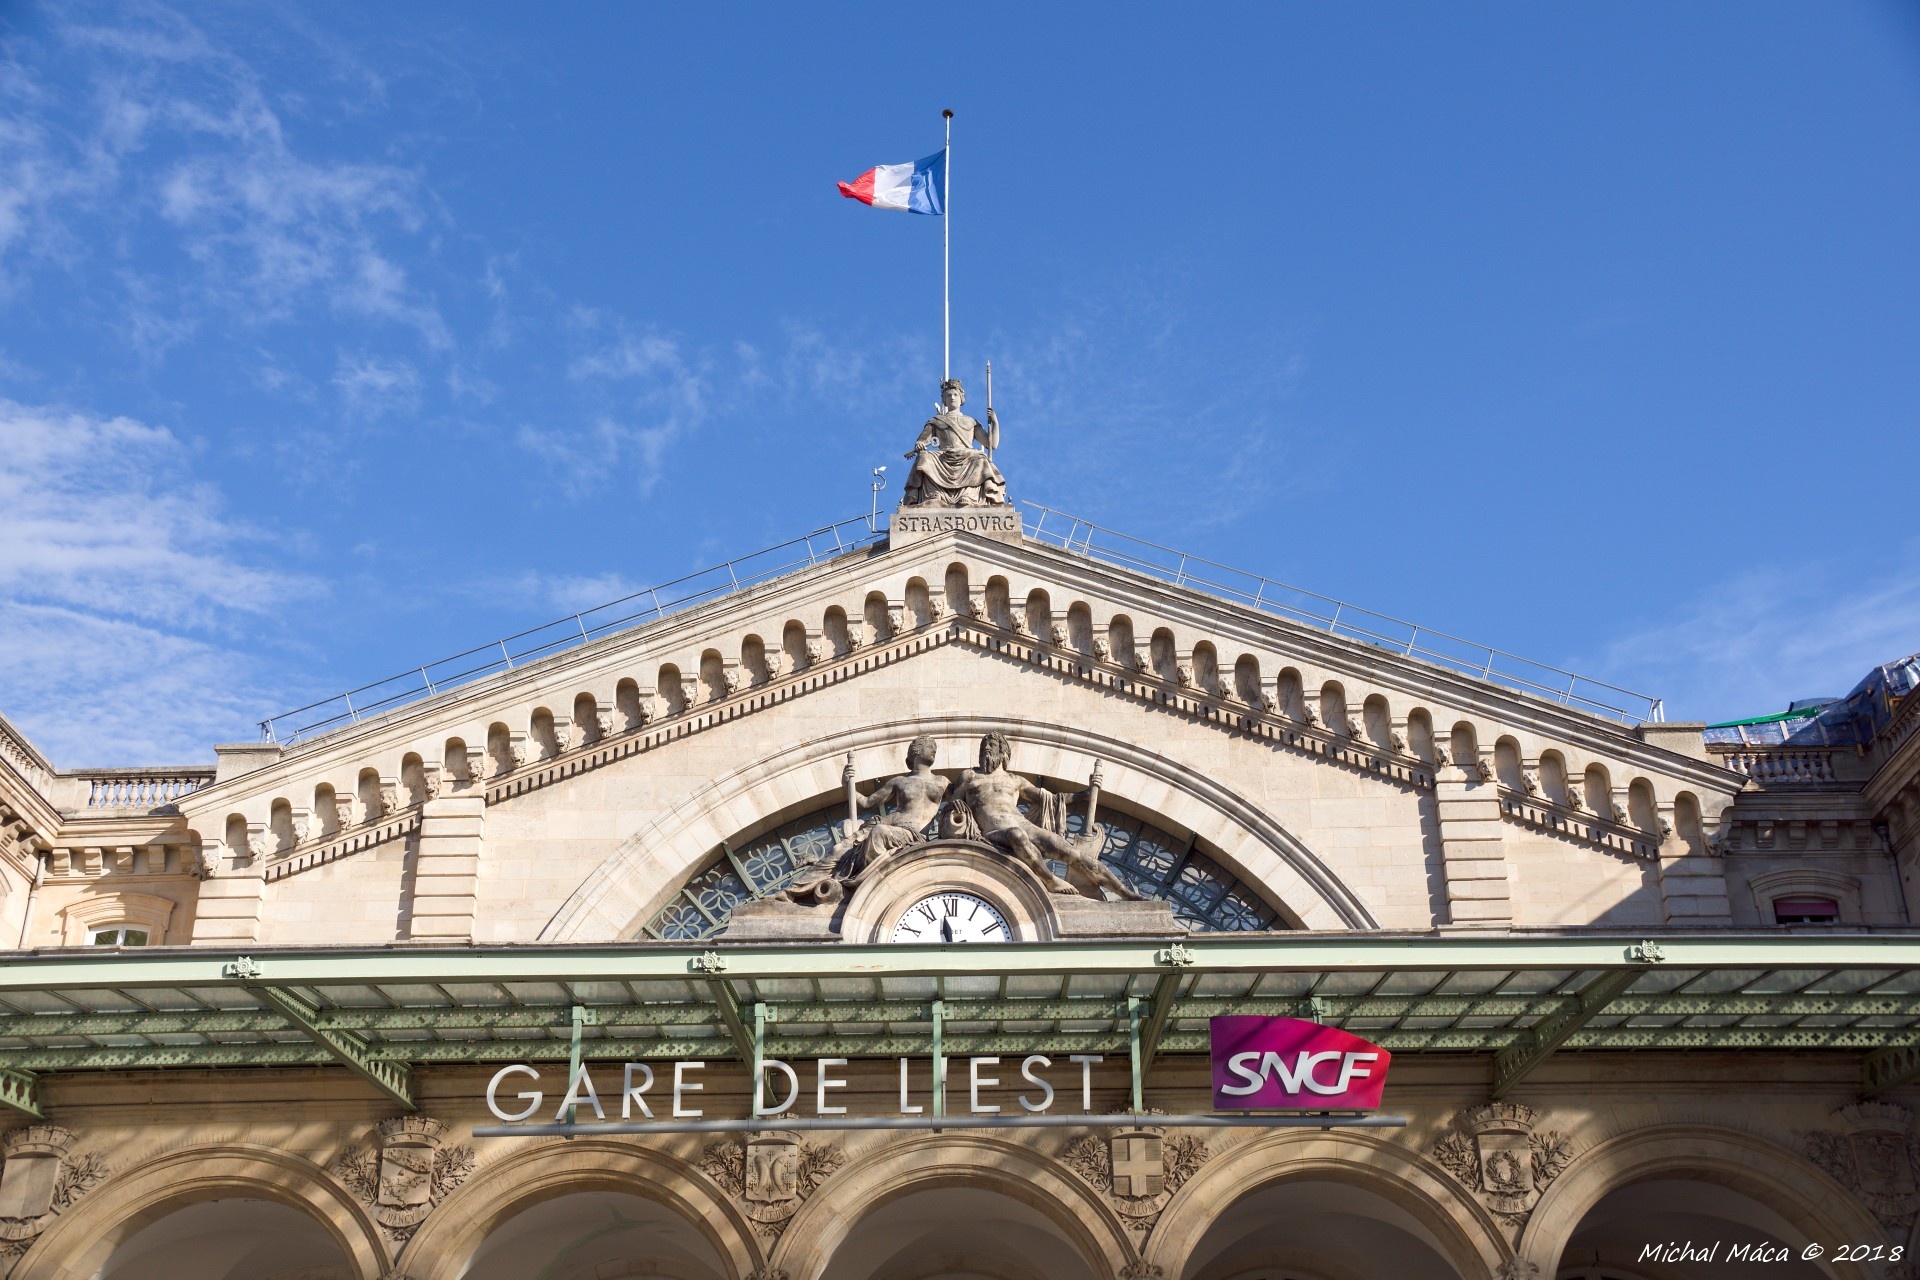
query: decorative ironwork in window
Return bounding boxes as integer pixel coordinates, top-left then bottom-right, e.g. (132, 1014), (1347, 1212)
(642, 800), (1286, 940)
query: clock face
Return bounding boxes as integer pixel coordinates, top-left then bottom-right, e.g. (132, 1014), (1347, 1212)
(891, 891), (1013, 944)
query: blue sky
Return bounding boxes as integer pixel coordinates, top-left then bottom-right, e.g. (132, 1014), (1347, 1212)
(3, 2), (1918, 763)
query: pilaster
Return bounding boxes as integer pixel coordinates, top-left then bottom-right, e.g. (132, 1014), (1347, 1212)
(410, 795), (486, 942)
(190, 837), (265, 943)
(1657, 809), (1732, 926)
(1434, 767), (1514, 928)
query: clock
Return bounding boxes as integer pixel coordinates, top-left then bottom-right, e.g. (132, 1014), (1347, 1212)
(890, 891), (1013, 944)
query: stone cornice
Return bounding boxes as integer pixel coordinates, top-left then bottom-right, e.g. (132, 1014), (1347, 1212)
(172, 529), (1742, 838)
(955, 534), (1742, 794)
(255, 610), (1658, 884)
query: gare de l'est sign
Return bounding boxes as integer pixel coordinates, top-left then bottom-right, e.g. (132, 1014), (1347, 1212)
(477, 1016), (1394, 1135)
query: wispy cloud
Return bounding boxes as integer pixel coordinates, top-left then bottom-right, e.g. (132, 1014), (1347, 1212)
(517, 317), (709, 496)
(332, 352), (421, 419)
(1, 6), (447, 345)
(0, 397), (313, 762)
(1589, 543), (1920, 723)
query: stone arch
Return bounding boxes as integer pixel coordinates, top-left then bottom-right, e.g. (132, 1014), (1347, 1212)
(1066, 600), (1094, 653)
(1362, 694), (1392, 748)
(1107, 614), (1140, 670)
(528, 707), (560, 760)
(1233, 653), (1263, 704)
(573, 692), (602, 744)
(905, 577), (934, 627)
(1143, 1130), (1509, 1279)
(395, 1137), (760, 1280)
(1025, 587), (1052, 640)
(1517, 1124), (1888, 1277)
(14, 1142), (385, 1280)
(768, 1133), (1132, 1280)
(539, 713), (1381, 940)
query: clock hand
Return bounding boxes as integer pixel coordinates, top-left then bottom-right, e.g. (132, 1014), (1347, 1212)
(941, 916), (954, 943)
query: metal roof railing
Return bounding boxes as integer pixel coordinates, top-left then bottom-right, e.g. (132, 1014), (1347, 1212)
(1023, 503), (1664, 725)
(260, 515), (884, 745)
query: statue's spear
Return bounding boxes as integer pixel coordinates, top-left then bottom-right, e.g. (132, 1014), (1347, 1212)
(984, 359), (997, 461)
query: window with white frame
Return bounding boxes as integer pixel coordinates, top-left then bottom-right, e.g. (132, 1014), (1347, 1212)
(88, 925), (151, 947)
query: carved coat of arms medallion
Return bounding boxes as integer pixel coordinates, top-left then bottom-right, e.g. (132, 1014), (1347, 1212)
(1061, 1115), (1209, 1228)
(1803, 1101), (1920, 1228)
(332, 1117), (476, 1248)
(702, 1131), (843, 1238)
(0, 1126), (108, 1265)
(1432, 1104), (1573, 1229)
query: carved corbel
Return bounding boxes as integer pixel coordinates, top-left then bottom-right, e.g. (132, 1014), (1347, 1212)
(1476, 755), (1497, 784)
(108, 846), (134, 874)
(723, 665), (749, 696)
(420, 766), (442, 801)
(594, 701), (618, 741)
(1345, 715), (1368, 742)
(1048, 620), (1070, 648)
(926, 595), (948, 624)
(549, 716), (575, 756)
(802, 633), (825, 669)
(244, 823), (272, 862)
(967, 587), (989, 621)
(679, 675), (702, 710)
(762, 649), (785, 679)
(290, 809), (314, 845)
(376, 779), (400, 818)
(506, 733), (531, 770)
(465, 746), (491, 788)
(887, 601), (908, 638)
(1091, 636), (1111, 662)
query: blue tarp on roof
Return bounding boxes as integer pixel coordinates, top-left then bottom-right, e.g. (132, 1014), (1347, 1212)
(1704, 652), (1920, 747)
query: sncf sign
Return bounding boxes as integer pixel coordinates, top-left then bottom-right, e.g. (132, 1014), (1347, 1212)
(1210, 1016), (1391, 1111)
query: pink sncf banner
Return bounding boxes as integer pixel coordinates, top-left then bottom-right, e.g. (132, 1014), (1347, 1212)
(1210, 1016), (1392, 1111)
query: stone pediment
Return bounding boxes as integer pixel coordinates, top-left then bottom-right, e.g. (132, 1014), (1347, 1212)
(33, 526), (1746, 945)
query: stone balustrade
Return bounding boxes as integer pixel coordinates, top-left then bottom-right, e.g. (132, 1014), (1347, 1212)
(77, 770), (215, 811)
(1710, 747), (1840, 786)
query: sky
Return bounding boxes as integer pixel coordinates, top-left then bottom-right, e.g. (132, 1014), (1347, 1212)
(2, 2), (1918, 765)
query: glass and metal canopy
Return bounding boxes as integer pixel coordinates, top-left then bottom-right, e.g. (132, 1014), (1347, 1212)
(2, 933), (1919, 1119)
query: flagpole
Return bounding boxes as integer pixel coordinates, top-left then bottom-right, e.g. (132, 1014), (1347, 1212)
(942, 108), (952, 383)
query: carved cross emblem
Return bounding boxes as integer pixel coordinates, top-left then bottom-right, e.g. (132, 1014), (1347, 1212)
(1111, 1134), (1164, 1198)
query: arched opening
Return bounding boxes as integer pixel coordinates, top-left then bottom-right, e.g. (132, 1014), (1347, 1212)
(530, 707), (561, 760)
(268, 798), (294, 853)
(1555, 1179), (1829, 1278)
(573, 692), (602, 745)
(1025, 588), (1053, 640)
(616, 677), (645, 730)
(1181, 1178), (1465, 1279)
(1107, 615), (1140, 670)
(1495, 736), (1525, 792)
(824, 606), (854, 658)
(699, 648), (728, 702)
(1363, 694), (1393, 748)
(401, 751), (429, 805)
(984, 575), (1013, 629)
(1066, 601), (1094, 653)
(866, 592), (895, 644)
(1151, 628), (1181, 682)
(94, 1198), (353, 1280)
(821, 1184), (1100, 1280)
(458, 1190), (729, 1280)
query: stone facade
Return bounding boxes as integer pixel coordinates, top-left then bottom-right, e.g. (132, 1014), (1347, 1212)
(0, 507), (1917, 1280)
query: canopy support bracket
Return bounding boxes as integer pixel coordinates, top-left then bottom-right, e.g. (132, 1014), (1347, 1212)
(0, 1067), (41, 1119)
(257, 985), (414, 1111)
(1491, 968), (1643, 1099)
(1863, 1044), (1920, 1098)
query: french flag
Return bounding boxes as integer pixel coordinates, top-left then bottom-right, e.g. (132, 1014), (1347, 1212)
(838, 151), (946, 215)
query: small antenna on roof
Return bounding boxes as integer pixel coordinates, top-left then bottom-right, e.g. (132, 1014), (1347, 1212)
(870, 466), (888, 532)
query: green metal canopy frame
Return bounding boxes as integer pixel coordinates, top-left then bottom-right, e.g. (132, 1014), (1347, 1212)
(2, 933), (1920, 1118)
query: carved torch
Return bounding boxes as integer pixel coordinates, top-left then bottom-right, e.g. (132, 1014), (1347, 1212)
(1083, 759), (1104, 844)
